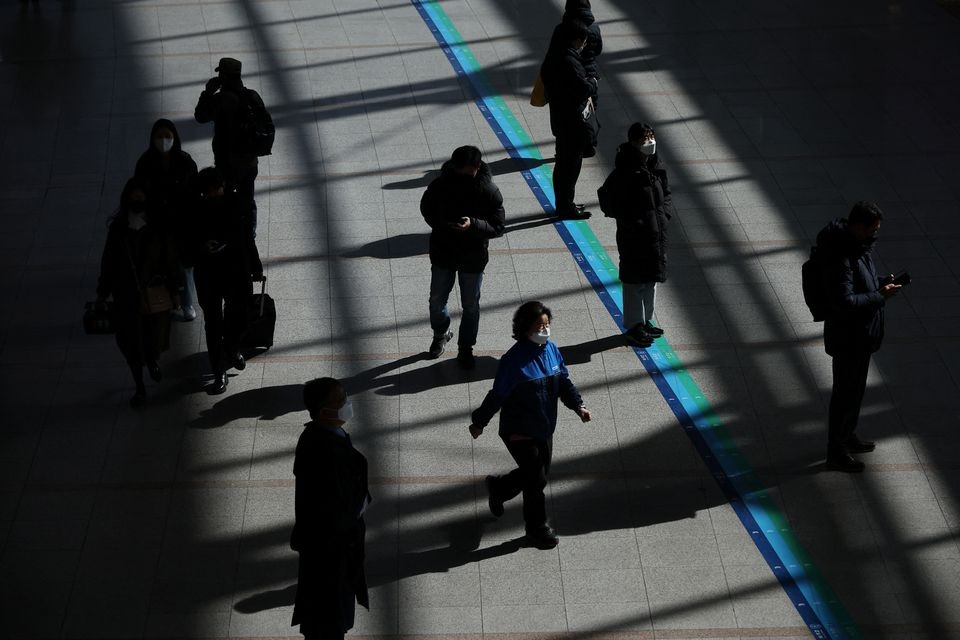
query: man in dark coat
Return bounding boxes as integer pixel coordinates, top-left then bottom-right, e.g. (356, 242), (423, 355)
(549, 0), (602, 97)
(816, 201), (901, 472)
(541, 20), (596, 220)
(189, 167), (263, 394)
(609, 123), (672, 347)
(420, 145), (506, 369)
(292, 377), (371, 640)
(194, 57), (267, 232)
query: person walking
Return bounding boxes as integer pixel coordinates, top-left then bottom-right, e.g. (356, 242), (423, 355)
(420, 145), (505, 369)
(608, 123), (672, 347)
(541, 20), (596, 220)
(815, 201), (901, 472)
(96, 177), (183, 406)
(188, 167), (262, 395)
(469, 301), (592, 549)
(134, 118), (199, 321)
(194, 57), (271, 232)
(291, 377), (371, 640)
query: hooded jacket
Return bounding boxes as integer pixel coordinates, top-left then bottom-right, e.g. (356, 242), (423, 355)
(134, 119), (198, 233)
(549, 8), (603, 79)
(420, 161), (505, 272)
(611, 142), (672, 283)
(540, 44), (595, 137)
(194, 77), (265, 160)
(816, 218), (885, 356)
(472, 339), (583, 441)
(187, 191), (263, 279)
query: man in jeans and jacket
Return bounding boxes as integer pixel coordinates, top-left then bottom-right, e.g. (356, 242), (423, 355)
(421, 146), (506, 369)
(816, 201), (901, 472)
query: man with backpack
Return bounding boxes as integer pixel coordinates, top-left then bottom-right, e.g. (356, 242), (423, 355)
(810, 202), (901, 472)
(195, 57), (275, 234)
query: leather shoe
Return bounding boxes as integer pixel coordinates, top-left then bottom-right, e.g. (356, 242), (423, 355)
(826, 453), (865, 473)
(208, 374), (228, 395)
(844, 436), (875, 453)
(526, 525), (559, 550)
(558, 208), (591, 220)
(485, 476), (504, 518)
(232, 352), (246, 371)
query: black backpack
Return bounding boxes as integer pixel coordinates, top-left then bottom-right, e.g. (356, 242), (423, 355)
(241, 89), (275, 157)
(801, 246), (831, 322)
(597, 168), (624, 218)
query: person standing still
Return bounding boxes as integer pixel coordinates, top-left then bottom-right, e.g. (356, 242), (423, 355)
(816, 201), (901, 472)
(420, 145), (506, 369)
(194, 57), (266, 232)
(291, 377), (371, 640)
(470, 301), (592, 549)
(541, 20), (596, 220)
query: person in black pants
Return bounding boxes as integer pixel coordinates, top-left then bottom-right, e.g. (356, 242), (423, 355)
(541, 20), (596, 220)
(816, 201), (901, 472)
(291, 377), (371, 640)
(189, 167), (262, 394)
(469, 301), (592, 549)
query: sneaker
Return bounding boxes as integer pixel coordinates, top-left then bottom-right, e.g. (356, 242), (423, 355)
(558, 208), (591, 220)
(526, 525), (559, 550)
(826, 453), (865, 473)
(428, 330), (454, 358)
(457, 348), (476, 370)
(644, 322), (664, 337)
(485, 476), (504, 518)
(844, 436), (875, 453)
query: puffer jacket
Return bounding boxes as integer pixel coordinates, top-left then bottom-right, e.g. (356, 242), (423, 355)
(611, 143), (671, 283)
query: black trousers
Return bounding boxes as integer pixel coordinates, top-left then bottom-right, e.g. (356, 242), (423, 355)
(553, 129), (588, 215)
(828, 351), (872, 455)
(195, 274), (251, 374)
(217, 154), (259, 232)
(490, 437), (553, 532)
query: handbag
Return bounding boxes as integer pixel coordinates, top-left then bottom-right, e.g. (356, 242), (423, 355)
(83, 300), (114, 334)
(530, 73), (548, 107)
(125, 239), (174, 316)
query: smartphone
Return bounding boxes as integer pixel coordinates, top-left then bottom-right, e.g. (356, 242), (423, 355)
(891, 271), (911, 286)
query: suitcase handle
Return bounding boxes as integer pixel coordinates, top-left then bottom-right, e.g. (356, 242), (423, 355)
(253, 275), (267, 316)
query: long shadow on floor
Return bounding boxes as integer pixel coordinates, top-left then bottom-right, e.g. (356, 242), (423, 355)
(381, 155), (553, 190)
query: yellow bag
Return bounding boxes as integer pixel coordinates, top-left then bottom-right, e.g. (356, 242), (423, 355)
(530, 73), (547, 107)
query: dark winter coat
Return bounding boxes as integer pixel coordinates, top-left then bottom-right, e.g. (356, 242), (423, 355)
(540, 45), (596, 137)
(291, 424), (371, 632)
(816, 218), (886, 357)
(420, 161), (505, 272)
(611, 143), (672, 283)
(194, 78), (264, 163)
(134, 119), (199, 235)
(97, 215), (184, 311)
(186, 191), (263, 280)
(549, 8), (603, 80)
(472, 340), (583, 442)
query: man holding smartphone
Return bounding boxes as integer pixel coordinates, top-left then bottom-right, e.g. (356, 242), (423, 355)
(421, 146), (506, 369)
(815, 201), (902, 472)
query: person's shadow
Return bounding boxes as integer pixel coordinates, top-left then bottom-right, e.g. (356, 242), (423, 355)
(381, 156), (553, 190)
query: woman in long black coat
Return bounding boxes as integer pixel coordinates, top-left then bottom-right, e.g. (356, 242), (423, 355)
(611, 122), (672, 347)
(96, 177), (184, 406)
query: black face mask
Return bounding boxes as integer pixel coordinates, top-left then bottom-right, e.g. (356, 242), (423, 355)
(129, 201), (147, 214)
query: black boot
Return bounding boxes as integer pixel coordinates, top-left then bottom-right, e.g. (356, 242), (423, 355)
(208, 373), (228, 395)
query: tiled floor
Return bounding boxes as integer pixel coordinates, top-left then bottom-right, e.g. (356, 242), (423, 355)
(2, 0), (960, 638)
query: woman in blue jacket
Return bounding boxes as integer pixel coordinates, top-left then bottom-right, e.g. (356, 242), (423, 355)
(469, 301), (592, 549)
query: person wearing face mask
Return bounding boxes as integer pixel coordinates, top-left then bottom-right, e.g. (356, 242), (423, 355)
(189, 167), (263, 394)
(194, 57), (270, 233)
(815, 201), (901, 472)
(291, 377), (371, 640)
(96, 178), (184, 406)
(540, 20), (597, 220)
(469, 301), (592, 549)
(608, 122), (672, 347)
(135, 119), (199, 321)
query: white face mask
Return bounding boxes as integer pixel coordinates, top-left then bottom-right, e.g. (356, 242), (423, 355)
(128, 211), (147, 230)
(529, 327), (550, 345)
(337, 399), (354, 423)
(640, 139), (656, 156)
(155, 137), (174, 153)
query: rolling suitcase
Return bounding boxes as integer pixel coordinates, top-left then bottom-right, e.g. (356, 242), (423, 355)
(243, 276), (276, 349)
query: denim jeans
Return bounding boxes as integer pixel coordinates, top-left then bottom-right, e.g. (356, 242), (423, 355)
(428, 266), (483, 348)
(622, 281), (656, 330)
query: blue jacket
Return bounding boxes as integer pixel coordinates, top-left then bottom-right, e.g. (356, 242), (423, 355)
(471, 340), (583, 441)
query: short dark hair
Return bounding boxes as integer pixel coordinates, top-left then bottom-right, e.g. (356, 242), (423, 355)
(197, 166), (224, 194)
(450, 145), (482, 169)
(564, 20), (589, 45)
(628, 122), (654, 143)
(303, 377), (342, 418)
(512, 301), (553, 340)
(848, 200), (884, 226)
